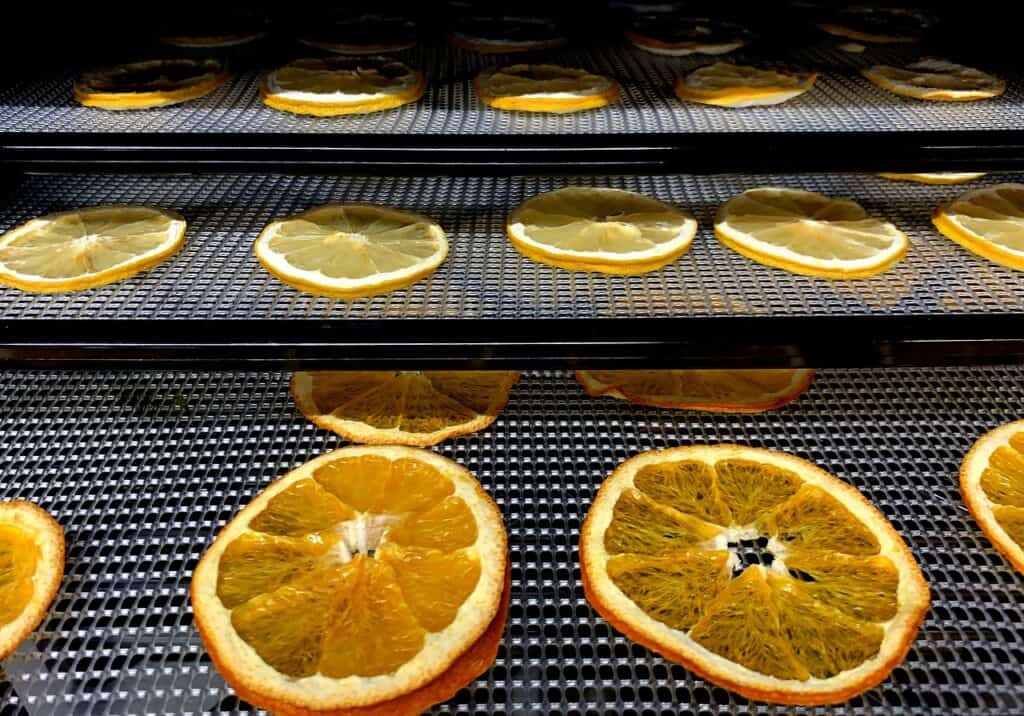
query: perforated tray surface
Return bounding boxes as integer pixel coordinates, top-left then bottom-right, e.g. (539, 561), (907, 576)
(1, 367), (1023, 715)
(1, 43), (1020, 136)
(2, 171), (1023, 323)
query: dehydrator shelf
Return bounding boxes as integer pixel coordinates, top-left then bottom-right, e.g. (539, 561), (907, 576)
(3, 171), (1024, 368)
(1, 367), (1023, 715)
(2, 44), (1024, 173)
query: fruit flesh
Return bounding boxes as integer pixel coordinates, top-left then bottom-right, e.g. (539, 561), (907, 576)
(0, 525), (39, 626)
(980, 432), (1024, 549)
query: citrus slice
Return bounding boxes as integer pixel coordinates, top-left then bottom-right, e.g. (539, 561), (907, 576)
(161, 31), (267, 48)
(0, 206), (186, 293)
(449, 16), (566, 53)
(298, 15), (417, 54)
(254, 204), (447, 299)
(0, 501), (65, 661)
(816, 6), (931, 43)
(960, 420), (1024, 573)
(714, 187), (908, 279)
(932, 183), (1024, 271)
(674, 63), (817, 107)
(878, 172), (986, 185)
(580, 445), (929, 705)
(475, 64), (620, 113)
(74, 59), (228, 109)
(626, 17), (751, 56)
(862, 59), (1005, 101)
(575, 369), (814, 412)
(507, 187), (697, 275)
(191, 445), (508, 715)
(292, 371), (520, 446)
(261, 57), (426, 116)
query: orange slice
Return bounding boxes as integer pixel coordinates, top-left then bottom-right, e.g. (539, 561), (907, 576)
(475, 64), (620, 113)
(292, 371), (520, 446)
(580, 445), (929, 705)
(816, 6), (932, 43)
(575, 369), (814, 412)
(878, 172), (986, 185)
(862, 59), (1005, 101)
(449, 17), (566, 53)
(298, 16), (417, 54)
(674, 63), (817, 107)
(626, 17), (751, 56)
(932, 183), (1024, 271)
(191, 445), (508, 715)
(0, 501), (65, 661)
(74, 59), (228, 109)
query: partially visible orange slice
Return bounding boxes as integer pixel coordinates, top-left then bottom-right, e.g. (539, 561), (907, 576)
(74, 59), (228, 109)
(475, 64), (620, 113)
(449, 16), (566, 53)
(878, 173), (986, 185)
(675, 63), (817, 107)
(863, 59), (1005, 102)
(626, 17), (751, 56)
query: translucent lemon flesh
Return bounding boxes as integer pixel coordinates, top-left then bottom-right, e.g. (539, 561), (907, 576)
(943, 185), (1024, 253)
(0, 525), (40, 626)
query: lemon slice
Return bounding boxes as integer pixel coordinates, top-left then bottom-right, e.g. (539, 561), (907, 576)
(254, 204), (448, 299)
(0, 206), (186, 293)
(878, 172), (986, 185)
(0, 501), (65, 661)
(863, 59), (1005, 101)
(298, 15), (417, 54)
(191, 445), (507, 714)
(449, 16), (567, 53)
(932, 183), (1024, 271)
(507, 187), (697, 275)
(575, 370), (814, 412)
(261, 57), (426, 116)
(714, 187), (908, 279)
(475, 64), (620, 113)
(580, 445), (929, 705)
(292, 371), (520, 446)
(161, 31), (267, 48)
(816, 6), (930, 44)
(961, 420), (1024, 573)
(74, 59), (228, 109)
(626, 17), (751, 56)
(675, 63), (817, 107)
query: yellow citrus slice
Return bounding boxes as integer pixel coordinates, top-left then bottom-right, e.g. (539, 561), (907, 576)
(74, 59), (228, 109)
(261, 57), (426, 116)
(254, 203), (448, 299)
(449, 17), (566, 53)
(580, 445), (929, 705)
(507, 187), (697, 275)
(878, 172), (986, 185)
(575, 369), (814, 412)
(292, 371), (520, 446)
(626, 17), (751, 56)
(0, 501), (65, 661)
(475, 64), (620, 113)
(862, 59), (1005, 101)
(932, 183), (1024, 271)
(298, 16), (417, 54)
(191, 445), (508, 715)
(0, 206), (186, 293)
(960, 420), (1024, 573)
(714, 187), (908, 279)
(674, 63), (817, 107)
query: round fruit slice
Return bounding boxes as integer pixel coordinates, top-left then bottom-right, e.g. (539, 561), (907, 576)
(714, 187), (908, 279)
(507, 187), (697, 275)
(254, 204), (447, 299)
(862, 60), (1005, 102)
(878, 172), (986, 185)
(475, 64), (620, 113)
(960, 420), (1024, 573)
(74, 59), (228, 109)
(816, 7), (932, 43)
(580, 445), (929, 705)
(261, 57), (426, 116)
(299, 15), (417, 54)
(575, 369), (814, 412)
(292, 371), (520, 446)
(0, 206), (187, 293)
(674, 63), (817, 108)
(191, 445), (508, 714)
(161, 31), (267, 48)
(932, 183), (1024, 271)
(0, 501), (65, 661)
(626, 17), (751, 56)
(449, 16), (566, 53)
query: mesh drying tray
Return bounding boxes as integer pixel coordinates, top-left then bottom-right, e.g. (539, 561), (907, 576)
(1, 367), (1024, 715)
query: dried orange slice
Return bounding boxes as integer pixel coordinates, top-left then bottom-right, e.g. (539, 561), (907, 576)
(299, 16), (417, 54)
(575, 369), (814, 412)
(626, 17), (751, 56)
(816, 6), (931, 43)
(475, 64), (620, 113)
(292, 371), (520, 446)
(261, 57), (426, 116)
(932, 183), (1024, 271)
(878, 172), (986, 185)
(580, 445), (929, 705)
(191, 445), (508, 715)
(254, 204), (447, 299)
(674, 63), (817, 107)
(0, 206), (186, 293)
(715, 187), (908, 279)
(0, 501), (65, 661)
(449, 16), (566, 53)
(863, 59), (1005, 101)
(960, 420), (1024, 573)
(507, 187), (697, 275)
(74, 59), (228, 109)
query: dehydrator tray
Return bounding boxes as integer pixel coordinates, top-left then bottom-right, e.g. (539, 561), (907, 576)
(1, 367), (1023, 715)
(1, 171), (1024, 367)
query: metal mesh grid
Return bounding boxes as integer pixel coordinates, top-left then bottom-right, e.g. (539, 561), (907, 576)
(1, 43), (1020, 135)
(2, 171), (1023, 321)
(1, 367), (1024, 715)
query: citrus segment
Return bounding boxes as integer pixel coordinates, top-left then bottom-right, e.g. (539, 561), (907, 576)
(783, 551), (899, 622)
(378, 543), (482, 631)
(248, 478), (355, 536)
(634, 461), (731, 526)
(878, 172), (986, 185)
(863, 59), (1005, 101)
(761, 484), (881, 555)
(675, 63), (817, 107)
(74, 59), (228, 109)
(715, 459), (803, 526)
(604, 489), (723, 555)
(313, 455), (454, 514)
(932, 183), (1024, 271)
(475, 64), (620, 113)
(216, 532), (328, 609)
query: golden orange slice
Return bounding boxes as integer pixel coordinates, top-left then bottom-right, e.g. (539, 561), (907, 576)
(863, 59), (1005, 101)
(475, 64), (620, 113)
(626, 17), (751, 56)
(675, 63), (817, 107)
(961, 420), (1024, 573)
(449, 16), (566, 53)
(74, 59), (228, 109)
(878, 173), (986, 185)
(932, 183), (1024, 271)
